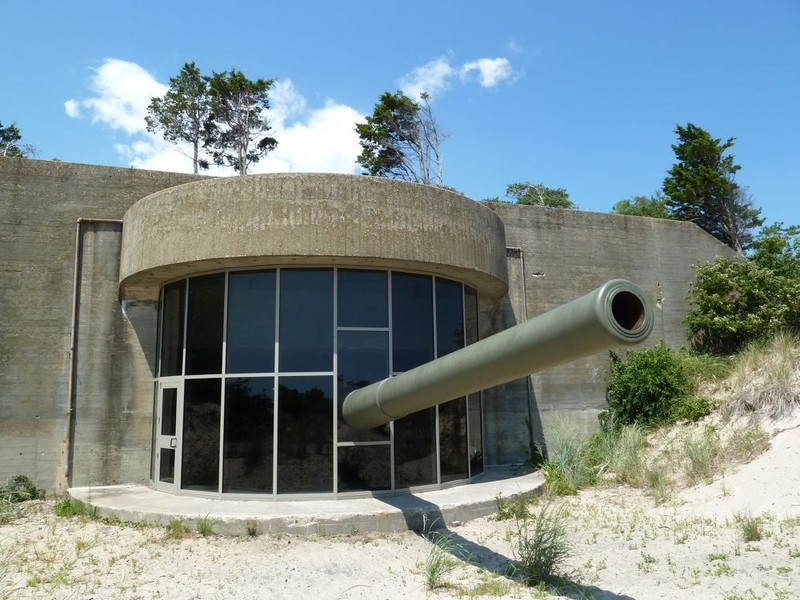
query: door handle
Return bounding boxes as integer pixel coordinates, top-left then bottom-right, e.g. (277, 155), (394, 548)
(170, 438), (177, 448)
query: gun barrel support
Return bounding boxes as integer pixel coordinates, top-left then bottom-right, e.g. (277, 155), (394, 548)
(342, 279), (653, 431)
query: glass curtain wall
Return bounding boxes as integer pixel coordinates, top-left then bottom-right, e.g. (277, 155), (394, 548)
(154, 267), (482, 497)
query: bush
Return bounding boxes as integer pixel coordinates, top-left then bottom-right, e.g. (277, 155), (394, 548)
(686, 256), (800, 355)
(607, 343), (696, 427)
(0, 475), (43, 503)
(542, 419), (596, 495)
(510, 503), (572, 585)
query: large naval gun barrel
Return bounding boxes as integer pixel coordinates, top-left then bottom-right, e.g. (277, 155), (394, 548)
(343, 279), (653, 430)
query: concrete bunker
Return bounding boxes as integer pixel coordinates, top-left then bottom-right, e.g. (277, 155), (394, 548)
(0, 159), (735, 505)
(120, 173), (510, 498)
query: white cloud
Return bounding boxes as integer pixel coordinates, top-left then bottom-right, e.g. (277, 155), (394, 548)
(256, 99), (363, 174)
(64, 99), (81, 118)
(269, 79), (307, 126)
(461, 58), (513, 87)
(66, 59), (363, 175)
(66, 59), (166, 134)
(400, 56), (457, 100)
(399, 55), (516, 101)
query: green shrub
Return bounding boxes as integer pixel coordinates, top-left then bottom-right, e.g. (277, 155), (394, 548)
(542, 420), (596, 495)
(54, 497), (85, 517)
(510, 503), (572, 585)
(0, 475), (43, 503)
(671, 395), (713, 422)
(686, 256), (800, 355)
(421, 530), (461, 590)
(682, 426), (721, 484)
(607, 343), (694, 427)
(541, 460), (577, 496)
(493, 493), (532, 521)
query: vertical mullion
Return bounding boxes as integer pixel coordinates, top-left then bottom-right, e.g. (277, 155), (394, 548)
(387, 271), (395, 491)
(272, 268), (281, 497)
(332, 268), (338, 496)
(432, 276), (441, 486)
(217, 272), (229, 497)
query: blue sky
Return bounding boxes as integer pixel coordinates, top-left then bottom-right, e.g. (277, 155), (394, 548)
(3, 1), (799, 226)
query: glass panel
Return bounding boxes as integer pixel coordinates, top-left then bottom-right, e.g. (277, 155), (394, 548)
(337, 331), (390, 443)
(277, 376), (333, 493)
(185, 274), (225, 375)
(391, 273), (433, 372)
(337, 269), (388, 328)
(227, 270), (276, 374)
(338, 445), (391, 492)
(439, 398), (469, 483)
(464, 286), (479, 346)
(150, 382), (158, 481)
(279, 269), (333, 373)
(181, 378), (221, 492)
(436, 279), (464, 357)
(160, 388), (177, 436)
(394, 407), (436, 488)
(160, 280), (185, 376)
(159, 448), (175, 483)
(468, 393), (483, 475)
(223, 377), (274, 493)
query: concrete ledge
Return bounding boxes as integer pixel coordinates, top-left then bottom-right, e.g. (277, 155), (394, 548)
(119, 173), (509, 301)
(68, 468), (543, 535)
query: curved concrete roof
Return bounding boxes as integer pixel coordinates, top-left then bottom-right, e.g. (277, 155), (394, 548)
(119, 173), (508, 300)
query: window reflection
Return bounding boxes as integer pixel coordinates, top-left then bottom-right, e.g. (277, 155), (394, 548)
(279, 270), (333, 372)
(159, 281), (184, 376)
(227, 271), (276, 374)
(277, 376), (333, 493)
(337, 330), (390, 443)
(223, 377), (274, 493)
(185, 274), (224, 375)
(181, 378), (221, 492)
(439, 398), (469, 482)
(394, 407), (437, 488)
(338, 445), (390, 492)
(436, 279), (464, 357)
(338, 269), (388, 328)
(392, 273), (433, 371)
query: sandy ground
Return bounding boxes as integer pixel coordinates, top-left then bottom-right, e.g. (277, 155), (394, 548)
(3, 420), (800, 599)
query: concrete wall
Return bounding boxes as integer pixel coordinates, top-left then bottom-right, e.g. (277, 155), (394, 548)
(481, 203), (735, 459)
(0, 158), (734, 491)
(0, 158), (202, 493)
(120, 174), (509, 302)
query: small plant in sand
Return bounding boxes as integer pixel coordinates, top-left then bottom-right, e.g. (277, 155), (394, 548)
(0, 475), (43, 504)
(420, 528), (461, 590)
(542, 419), (596, 496)
(165, 518), (190, 539)
(736, 511), (764, 542)
(493, 493), (532, 521)
(725, 332), (800, 419)
(510, 502), (572, 586)
(682, 426), (721, 484)
(54, 498), (86, 518)
(195, 515), (214, 537)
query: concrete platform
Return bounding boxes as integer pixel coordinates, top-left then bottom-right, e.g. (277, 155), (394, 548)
(69, 468), (543, 536)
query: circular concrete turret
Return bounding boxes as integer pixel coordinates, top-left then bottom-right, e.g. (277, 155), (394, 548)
(119, 173), (508, 300)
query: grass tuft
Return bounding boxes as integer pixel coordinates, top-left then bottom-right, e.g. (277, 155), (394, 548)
(726, 332), (800, 419)
(420, 529), (461, 590)
(510, 502), (572, 586)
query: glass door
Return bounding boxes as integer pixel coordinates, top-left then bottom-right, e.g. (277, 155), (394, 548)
(155, 382), (182, 491)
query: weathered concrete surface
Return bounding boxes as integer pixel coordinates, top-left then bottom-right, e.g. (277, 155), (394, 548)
(69, 467), (542, 535)
(1, 158), (736, 493)
(120, 174), (509, 302)
(0, 158), (203, 493)
(482, 203), (736, 457)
